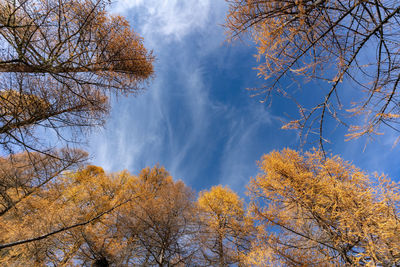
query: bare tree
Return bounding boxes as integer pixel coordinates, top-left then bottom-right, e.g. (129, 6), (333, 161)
(226, 0), (400, 147)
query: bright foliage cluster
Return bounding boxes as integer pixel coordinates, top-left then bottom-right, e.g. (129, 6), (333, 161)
(1, 150), (399, 266)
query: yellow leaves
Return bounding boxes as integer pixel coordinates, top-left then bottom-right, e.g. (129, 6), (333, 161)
(244, 238), (279, 266)
(377, 112), (400, 119)
(198, 185), (244, 220)
(197, 185), (253, 265)
(2, 151), (399, 265)
(289, 65), (310, 75)
(115, 166), (197, 266)
(249, 148), (400, 265)
(226, 0), (400, 143)
(0, 0), (154, 144)
(345, 124), (383, 141)
(198, 185), (248, 231)
(94, 14), (154, 81)
(0, 164), (142, 265)
(0, 90), (50, 119)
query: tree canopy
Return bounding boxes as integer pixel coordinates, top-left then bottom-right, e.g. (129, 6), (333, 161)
(1, 154), (398, 266)
(247, 149), (400, 265)
(0, 0), (154, 255)
(0, 1), (399, 266)
(0, 0), (154, 156)
(197, 185), (253, 266)
(226, 0), (400, 146)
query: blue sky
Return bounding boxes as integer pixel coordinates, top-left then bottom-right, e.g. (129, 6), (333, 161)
(87, 0), (400, 194)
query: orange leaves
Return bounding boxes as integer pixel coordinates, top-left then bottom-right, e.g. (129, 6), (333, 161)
(197, 185), (253, 266)
(0, 90), (51, 123)
(0, 2), (154, 257)
(248, 148), (400, 265)
(225, 0), (400, 144)
(94, 14), (154, 82)
(0, 164), (137, 265)
(198, 185), (245, 220)
(114, 166), (197, 266)
(0, 0), (154, 157)
(1, 151), (399, 265)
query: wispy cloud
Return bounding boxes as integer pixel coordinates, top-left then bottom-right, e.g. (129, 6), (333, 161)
(91, 1), (364, 193)
(90, 1), (277, 189)
(217, 105), (287, 192)
(111, 0), (214, 42)
(89, 0), (400, 193)
(90, 0), (229, 181)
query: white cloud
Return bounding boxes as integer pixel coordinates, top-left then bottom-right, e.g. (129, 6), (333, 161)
(89, 1), (228, 176)
(89, 43), (213, 173)
(111, 0), (144, 10)
(217, 106), (278, 192)
(111, 0), (213, 41)
(89, 0), (281, 191)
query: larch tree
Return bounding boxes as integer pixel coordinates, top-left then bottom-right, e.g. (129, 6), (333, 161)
(0, 165), (137, 266)
(197, 185), (253, 266)
(247, 149), (400, 266)
(0, 165), (202, 266)
(117, 166), (200, 266)
(0, 149), (87, 217)
(0, 0), (153, 252)
(225, 0), (400, 147)
(0, 0), (154, 156)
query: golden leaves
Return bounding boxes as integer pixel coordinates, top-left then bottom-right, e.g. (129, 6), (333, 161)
(94, 14), (154, 82)
(0, 0), (154, 156)
(1, 150), (399, 265)
(225, 0), (400, 144)
(0, 90), (51, 120)
(248, 148), (400, 265)
(198, 185), (245, 221)
(197, 185), (253, 266)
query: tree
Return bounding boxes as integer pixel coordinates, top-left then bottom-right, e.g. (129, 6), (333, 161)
(197, 185), (253, 266)
(0, 0), (154, 155)
(0, 149), (87, 217)
(0, 165), (201, 266)
(225, 0), (400, 146)
(247, 149), (400, 265)
(0, 0), (153, 252)
(118, 166), (199, 266)
(0, 165), (135, 266)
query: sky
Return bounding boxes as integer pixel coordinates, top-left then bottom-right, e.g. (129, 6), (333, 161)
(87, 0), (400, 194)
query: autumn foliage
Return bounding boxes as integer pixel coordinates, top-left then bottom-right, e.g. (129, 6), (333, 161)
(197, 185), (253, 266)
(1, 152), (399, 266)
(0, 0), (154, 156)
(247, 149), (400, 266)
(0, 0), (155, 261)
(226, 0), (400, 145)
(0, 0), (399, 266)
